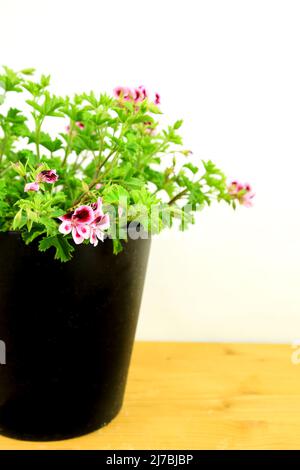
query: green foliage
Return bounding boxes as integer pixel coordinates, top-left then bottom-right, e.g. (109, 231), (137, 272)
(27, 131), (63, 153)
(113, 238), (124, 255)
(102, 184), (130, 205)
(0, 66), (237, 261)
(39, 235), (75, 262)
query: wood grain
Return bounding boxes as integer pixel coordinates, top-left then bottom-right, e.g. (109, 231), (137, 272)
(0, 341), (298, 450)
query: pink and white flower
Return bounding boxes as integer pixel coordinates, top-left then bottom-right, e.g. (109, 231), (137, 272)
(113, 86), (125, 99)
(113, 86), (135, 101)
(24, 169), (59, 193)
(72, 205), (94, 224)
(91, 197), (104, 217)
(24, 182), (39, 192)
(36, 169), (58, 183)
(240, 183), (255, 207)
(58, 199), (110, 246)
(154, 92), (161, 105)
(137, 85), (148, 100)
(228, 180), (255, 207)
(90, 197), (110, 245)
(114, 85), (160, 107)
(241, 192), (255, 208)
(228, 180), (244, 195)
(133, 88), (144, 102)
(89, 213), (110, 247)
(59, 205), (94, 244)
(133, 86), (148, 102)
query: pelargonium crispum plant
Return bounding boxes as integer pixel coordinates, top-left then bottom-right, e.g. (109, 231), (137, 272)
(0, 67), (254, 261)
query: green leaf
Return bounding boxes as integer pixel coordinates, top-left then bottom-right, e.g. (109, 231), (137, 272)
(12, 209), (25, 230)
(22, 81), (41, 97)
(183, 163), (198, 175)
(130, 188), (157, 207)
(27, 131), (63, 152)
(20, 68), (35, 76)
(40, 74), (50, 88)
(11, 161), (26, 176)
(112, 106), (127, 123)
(7, 108), (27, 124)
(39, 235), (75, 262)
(174, 119), (183, 130)
(81, 91), (99, 108)
(163, 126), (183, 145)
(129, 114), (154, 125)
(102, 184), (129, 206)
(41, 136), (63, 153)
(0, 66), (23, 93)
(26, 99), (43, 113)
(40, 92), (64, 117)
(122, 177), (144, 190)
(113, 238), (124, 255)
(17, 149), (37, 166)
(148, 103), (162, 114)
(144, 167), (165, 189)
(22, 229), (45, 244)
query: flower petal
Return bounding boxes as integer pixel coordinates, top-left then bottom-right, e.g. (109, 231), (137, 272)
(37, 170), (58, 184)
(58, 212), (73, 222)
(91, 197), (104, 217)
(73, 205), (94, 224)
(59, 221), (72, 235)
(24, 182), (39, 192)
(138, 85), (148, 99)
(76, 224), (91, 239)
(97, 214), (110, 231)
(72, 227), (84, 244)
(154, 92), (161, 105)
(95, 229), (105, 242)
(90, 229), (98, 247)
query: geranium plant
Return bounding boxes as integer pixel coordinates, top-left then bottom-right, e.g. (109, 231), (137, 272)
(0, 67), (254, 262)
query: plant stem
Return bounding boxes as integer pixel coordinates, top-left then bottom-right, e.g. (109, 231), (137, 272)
(168, 188), (188, 205)
(62, 122), (75, 166)
(0, 165), (12, 177)
(35, 120), (42, 162)
(70, 124), (125, 209)
(0, 134), (7, 163)
(69, 147), (118, 209)
(99, 151), (120, 179)
(93, 147), (116, 180)
(72, 153), (82, 172)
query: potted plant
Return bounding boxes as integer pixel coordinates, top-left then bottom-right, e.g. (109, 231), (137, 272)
(0, 67), (254, 441)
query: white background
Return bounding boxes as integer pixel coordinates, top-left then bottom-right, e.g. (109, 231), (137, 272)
(1, 0), (300, 342)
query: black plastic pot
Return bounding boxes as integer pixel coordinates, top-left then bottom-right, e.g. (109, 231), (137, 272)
(0, 232), (151, 441)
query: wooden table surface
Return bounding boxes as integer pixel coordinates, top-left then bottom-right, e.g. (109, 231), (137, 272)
(0, 341), (299, 450)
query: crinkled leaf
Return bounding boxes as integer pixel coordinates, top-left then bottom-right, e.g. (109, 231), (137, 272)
(39, 235), (75, 262)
